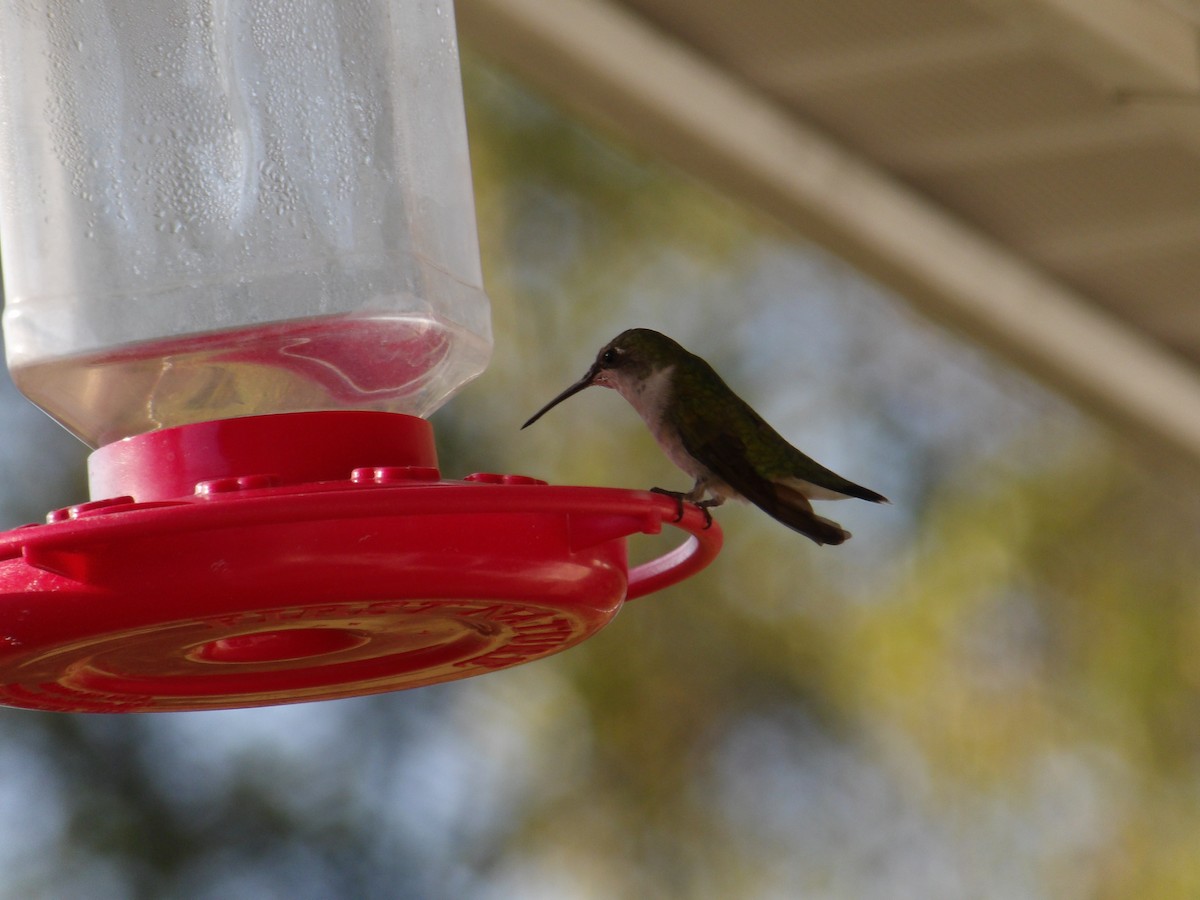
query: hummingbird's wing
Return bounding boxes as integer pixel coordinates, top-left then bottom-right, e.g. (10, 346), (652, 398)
(775, 454), (888, 504)
(677, 378), (886, 504)
(680, 429), (851, 546)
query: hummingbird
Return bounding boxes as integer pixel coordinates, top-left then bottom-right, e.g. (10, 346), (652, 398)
(522, 328), (887, 545)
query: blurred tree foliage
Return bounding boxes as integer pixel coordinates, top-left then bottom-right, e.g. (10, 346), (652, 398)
(1, 53), (1199, 900)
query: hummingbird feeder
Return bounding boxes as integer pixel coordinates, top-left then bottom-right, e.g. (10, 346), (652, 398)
(0, 0), (720, 712)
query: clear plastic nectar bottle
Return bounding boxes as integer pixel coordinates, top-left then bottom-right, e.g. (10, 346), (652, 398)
(0, 0), (491, 448)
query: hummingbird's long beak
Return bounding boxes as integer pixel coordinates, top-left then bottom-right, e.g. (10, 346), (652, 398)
(521, 365), (599, 429)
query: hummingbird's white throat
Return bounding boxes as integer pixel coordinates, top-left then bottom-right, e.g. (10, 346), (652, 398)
(610, 364), (674, 424)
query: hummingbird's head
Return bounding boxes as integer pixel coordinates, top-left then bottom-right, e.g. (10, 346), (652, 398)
(521, 328), (681, 428)
(588, 328), (679, 388)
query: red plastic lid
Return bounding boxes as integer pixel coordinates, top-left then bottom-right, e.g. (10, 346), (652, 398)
(0, 412), (720, 712)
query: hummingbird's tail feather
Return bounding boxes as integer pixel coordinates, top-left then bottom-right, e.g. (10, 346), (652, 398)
(764, 484), (851, 545)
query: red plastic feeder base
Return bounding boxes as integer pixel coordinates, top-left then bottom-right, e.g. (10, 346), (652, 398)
(0, 412), (721, 712)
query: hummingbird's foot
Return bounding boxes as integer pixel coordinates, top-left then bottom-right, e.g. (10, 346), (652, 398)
(650, 487), (714, 528)
(649, 487), (687, 523)
(695, 498), (723, 530)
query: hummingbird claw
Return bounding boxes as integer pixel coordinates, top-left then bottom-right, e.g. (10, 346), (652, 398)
(649, 487), (686, 523)
(650, 487), (715, 528)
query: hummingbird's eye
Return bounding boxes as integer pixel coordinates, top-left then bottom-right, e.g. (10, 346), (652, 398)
(601, 348), (619, 366)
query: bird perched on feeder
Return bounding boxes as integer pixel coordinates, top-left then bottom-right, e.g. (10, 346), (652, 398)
(522, 328), (887, 545)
